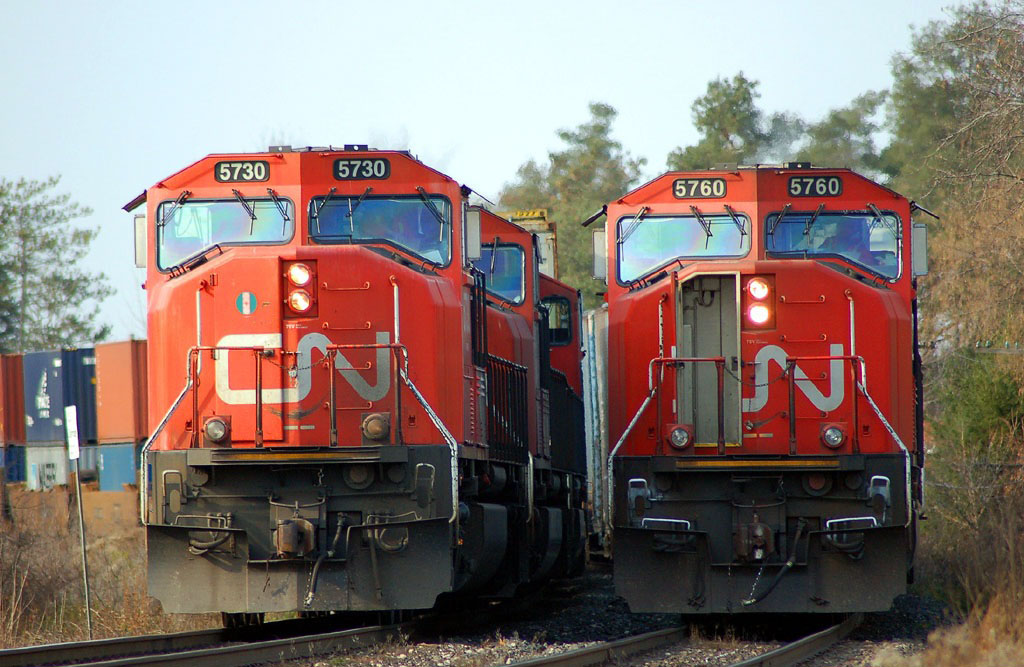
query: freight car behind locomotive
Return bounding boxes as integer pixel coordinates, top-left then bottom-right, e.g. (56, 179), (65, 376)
(128, 147), (587, 622)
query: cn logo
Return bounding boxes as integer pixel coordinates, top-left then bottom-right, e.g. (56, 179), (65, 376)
(213, 332), (391, 405)
(742, 343), (845, 413)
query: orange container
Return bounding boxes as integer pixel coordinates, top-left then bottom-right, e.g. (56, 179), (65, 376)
(95, 340), (148, 444)
(0, 354), (25, 445)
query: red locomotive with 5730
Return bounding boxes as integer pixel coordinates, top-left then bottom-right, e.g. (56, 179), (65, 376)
(126, 147), (586, 624)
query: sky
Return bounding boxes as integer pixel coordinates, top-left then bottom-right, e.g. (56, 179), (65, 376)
(0, 0), (957, 342)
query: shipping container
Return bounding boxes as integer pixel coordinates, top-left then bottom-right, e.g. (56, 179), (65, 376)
(2, 444), (26, 483)
(62, 348), (98, 444)
(23, 351), (65, 445)
(98, 443), (137, 491)
(77, 444), (98, 481)
(95, 340), (148, 444)
(0, 354), (25, 445)
(25, 445), (69, 490)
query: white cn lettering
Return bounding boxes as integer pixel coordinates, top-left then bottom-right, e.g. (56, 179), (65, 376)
(742, 343), (845, 413)
(214, 332), (391, 405)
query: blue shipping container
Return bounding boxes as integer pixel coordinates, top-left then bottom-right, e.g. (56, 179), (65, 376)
(98, 443), (137, 491)
(23, 351), (65, 445)
(62, 348), (97, 444)
(2, 445), (26, 483)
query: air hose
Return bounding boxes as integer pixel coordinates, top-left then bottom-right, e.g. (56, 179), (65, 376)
(742, 517), (807, 607)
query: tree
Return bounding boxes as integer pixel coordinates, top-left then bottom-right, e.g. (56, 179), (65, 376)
(796, 91), (887, 178)
(499, 103), (646, 305)
(0, 177), (112, 352)
(666, 73), (805, 170)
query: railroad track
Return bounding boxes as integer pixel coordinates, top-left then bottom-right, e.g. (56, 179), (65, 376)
(0, 617), (407, 667)
(505, 613), (863, 667)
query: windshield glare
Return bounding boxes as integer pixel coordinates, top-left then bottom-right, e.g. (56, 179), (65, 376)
(309, 195), (451, 265)
(617, 214), (750, 282)
(472, 244), (525, 303)
(157, 198), (293, 270)
(766, 211), (900, 279)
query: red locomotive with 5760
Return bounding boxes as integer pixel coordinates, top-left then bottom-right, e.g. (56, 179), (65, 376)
(126, 147), (586, 624)
(593, 164), (928, 613)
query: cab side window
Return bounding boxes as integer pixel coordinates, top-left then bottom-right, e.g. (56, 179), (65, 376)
(542, 296), (572, 346)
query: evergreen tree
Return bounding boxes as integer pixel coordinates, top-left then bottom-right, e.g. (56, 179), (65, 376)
(499, 103), (645, 306)
(0, 177), (112, 352)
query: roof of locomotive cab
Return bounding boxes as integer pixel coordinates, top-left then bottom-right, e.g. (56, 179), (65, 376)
(123, 147), (457, 212)
(612, 163), (904, 208)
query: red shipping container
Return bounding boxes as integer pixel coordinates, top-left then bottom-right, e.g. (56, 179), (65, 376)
(0, 354), (26, 445)
(95, 340), (148, 444)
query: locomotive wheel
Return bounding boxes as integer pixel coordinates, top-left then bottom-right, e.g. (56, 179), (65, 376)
(221, 612), (265, 628)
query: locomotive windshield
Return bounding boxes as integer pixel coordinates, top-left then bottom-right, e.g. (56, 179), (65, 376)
(157, 198), (294, 270)
(472, 244), (525, 304)
(766, 210), (900, 279)
(616, 213), (750, 282)
(309, 194), (451, 265)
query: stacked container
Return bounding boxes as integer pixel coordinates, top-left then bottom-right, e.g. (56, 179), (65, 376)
(22, 348), (99, 489)
(0, 354), (26, 484)
(95, 340), (148, 491)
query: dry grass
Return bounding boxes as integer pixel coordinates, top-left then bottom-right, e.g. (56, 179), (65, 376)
(0, 485), (216, 648)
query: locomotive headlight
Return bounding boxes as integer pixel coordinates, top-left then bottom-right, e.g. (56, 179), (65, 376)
(668, 425), (692, 449)
(747, 304), (771, 325)
(287, 289), (312, 312)
(204, 417), (228, 443)
(287, 263), (312, 286)
(747, 278), (770, 300)
(822, 425), (846, 448)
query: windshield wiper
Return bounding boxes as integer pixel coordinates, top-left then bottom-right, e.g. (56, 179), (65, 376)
(689, 205), (713, 248)
(415, 187), (447, 241)
(266, 188), (290, 234)
(868, 203), (900, 239)
(157, 190), (191, 228)
(311, 187), (337, 234)
(766, 203), (792, 247)
(346, 187), (373, 234)
(617, 206), (650, 246)
(489, 236), (500, 274)
(231, 189), (257, 234)
(723, 204), (747, 238)
(803, 203), (825, 236)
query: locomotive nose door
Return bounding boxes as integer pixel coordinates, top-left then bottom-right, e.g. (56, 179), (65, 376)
(676, 274), (741, 450)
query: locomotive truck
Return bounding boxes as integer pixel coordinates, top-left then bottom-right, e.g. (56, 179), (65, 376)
(125, 147), (586, 625)
(590, 164), (928, 613)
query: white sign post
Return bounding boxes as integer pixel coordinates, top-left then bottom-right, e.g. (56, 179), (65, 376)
(65, 405), (92, 640)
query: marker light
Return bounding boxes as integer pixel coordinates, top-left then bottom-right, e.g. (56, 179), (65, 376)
(287, 263), (312, 286)
(822, 425), (846, 448)
(747, 278), (770, 300)
(204, 417), (228, 443)
(748, 304), (771, 325)
(668, 426), (692, 449)
(288, 289), (312, 312)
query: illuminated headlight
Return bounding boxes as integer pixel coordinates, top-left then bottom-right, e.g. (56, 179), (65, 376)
(287, 263), (312, 286)
(748, 304), (771, 325)
(747, 278), (770, 300)
(287, 289), (312, 312)
(204, 417), (228, 443)
(822, 425), (846, 448)
(669, 427), (691, 449)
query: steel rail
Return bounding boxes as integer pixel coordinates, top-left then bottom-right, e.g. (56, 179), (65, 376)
(728, 613), (863, 667)
(0, 619), (405, 667)
(504, 626), (689, 666)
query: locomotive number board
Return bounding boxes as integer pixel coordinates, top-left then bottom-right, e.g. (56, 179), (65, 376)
(673, 177), (726, 199)
(788, 175), (842, 197)
(334, 158), (391, 180)
(215, 161), (270, 182)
